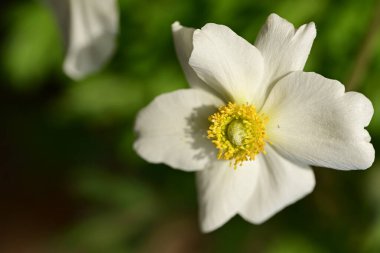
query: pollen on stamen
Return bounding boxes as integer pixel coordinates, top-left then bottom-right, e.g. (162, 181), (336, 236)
(207, 102), (268, 169)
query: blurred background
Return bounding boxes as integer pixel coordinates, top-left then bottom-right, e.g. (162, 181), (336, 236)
(1, 0), (380, 252)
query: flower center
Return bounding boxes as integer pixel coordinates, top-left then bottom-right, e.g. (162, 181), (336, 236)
(227, 120), (246, 146)
(207, 102), (268, 168)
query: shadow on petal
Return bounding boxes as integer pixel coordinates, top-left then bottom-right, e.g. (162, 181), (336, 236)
(185, 105), (219, 164)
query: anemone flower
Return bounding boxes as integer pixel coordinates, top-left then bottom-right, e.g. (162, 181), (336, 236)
(134, 14), (375, 232)
(47, 0), (119, 79)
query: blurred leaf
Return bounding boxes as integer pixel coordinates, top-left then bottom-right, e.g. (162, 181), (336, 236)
(54, 73), (144, 124)
(145, 64), (186, 97)
(53, 212), (149, 253)
(363, 218), (380, 253)
(365, 162), (380, 208)
(72, 167), (156, 212)
(2, 2), (62, 90)
(364, 36), (380, 137)
(317, 0), (373, 80)
(274, 0), (328, 24)
(266, 234), (328, 253)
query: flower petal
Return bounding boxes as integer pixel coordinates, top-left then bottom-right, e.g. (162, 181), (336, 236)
(49, 0), (119, 80)
(172, 22), (210, 91)
(196, 159), (260, 233)
(189, 23), (265, 105)
(239, 146), (315, 224)
(134, 89), (223, 171)
(255, 14), (316, 104)
(262, 71), (375, 170)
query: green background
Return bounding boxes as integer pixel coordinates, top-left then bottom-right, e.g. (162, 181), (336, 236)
(1, 0), (380, 252)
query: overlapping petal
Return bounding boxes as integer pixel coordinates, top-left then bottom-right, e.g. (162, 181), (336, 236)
(196, 159), (261, 232)
(134, 89), (223, 171)
(239, 145), (315, 224)
(172, 22), (211, 92)
(262, 71), (374, 170)
(189, 23), (265, 105)
(255, 14), (316, 107)
(48, 0), (119, 79)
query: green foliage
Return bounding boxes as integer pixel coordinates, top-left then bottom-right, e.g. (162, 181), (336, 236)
(54, 73), (144, 124)
(266, 234), (328, 253)
(2, 2), (62, 91)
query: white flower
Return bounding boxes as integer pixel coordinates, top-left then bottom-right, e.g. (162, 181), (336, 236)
(47, 0), (119, 80)
(134, 14), (375, 232)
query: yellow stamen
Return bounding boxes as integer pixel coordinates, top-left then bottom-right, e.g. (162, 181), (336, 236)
(207, 102), (268, 168)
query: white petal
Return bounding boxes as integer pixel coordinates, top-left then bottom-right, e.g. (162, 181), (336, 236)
(239, 146), (315, 224)
(255, 14), (316, 105)
(196, 160), (260, 233)
(189, 23), (265, 105)
(49, 0), (119, 80)
(134, 89), (223, 171)
(172, 22), (210, 91)
(262, 71), (375, 170)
